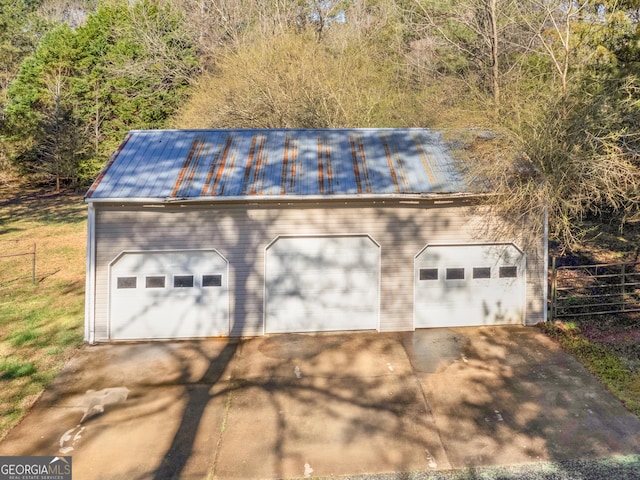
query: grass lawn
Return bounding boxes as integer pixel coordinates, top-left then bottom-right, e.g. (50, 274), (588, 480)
(0, 184), (86, 440)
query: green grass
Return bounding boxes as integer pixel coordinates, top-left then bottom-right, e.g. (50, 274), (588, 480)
(0, 359), (37, 379)
(9, 330), (40, 347)
(0, 185), (86, 440)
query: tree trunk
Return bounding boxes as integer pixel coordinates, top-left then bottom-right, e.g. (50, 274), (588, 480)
(489, 0), (500, 109)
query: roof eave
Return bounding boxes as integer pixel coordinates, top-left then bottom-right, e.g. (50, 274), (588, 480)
(84, 192), (492, 205)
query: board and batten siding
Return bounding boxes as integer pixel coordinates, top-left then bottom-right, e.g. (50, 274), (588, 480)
(91, 199), (545, 340)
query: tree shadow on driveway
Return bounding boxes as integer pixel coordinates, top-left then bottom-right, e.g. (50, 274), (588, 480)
(405, 326), (640, 471)
(1, 326), (639, 480)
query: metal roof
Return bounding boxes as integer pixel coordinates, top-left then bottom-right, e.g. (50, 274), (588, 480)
(85, 128), (476, 202)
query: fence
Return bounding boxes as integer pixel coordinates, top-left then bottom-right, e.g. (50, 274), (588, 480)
(549, 258), (640, 320)
(0, 243), (36, 285)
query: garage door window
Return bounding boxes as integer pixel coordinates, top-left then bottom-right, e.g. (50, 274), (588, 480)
(446, 268), (465, 280)
(145, 276), (165, 288)
(499, 266), (518, 278)
(420, 268), (438, 280)
(117, 276), (137, 289)
(174, 275), (194, 288)
(473, 267), (491, 279)
(202, 274), (222, 287)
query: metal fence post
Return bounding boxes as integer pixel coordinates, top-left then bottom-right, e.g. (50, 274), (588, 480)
(621, 262), (626, 312)
(32, 243), (36, 285)
(550, 256), (557, 321)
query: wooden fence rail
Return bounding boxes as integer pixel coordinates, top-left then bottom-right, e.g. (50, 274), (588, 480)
(549, 258), (640, 320)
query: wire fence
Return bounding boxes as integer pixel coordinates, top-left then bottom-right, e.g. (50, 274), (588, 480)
(0, 243), (36, 286)
(549, 258), (640, 320)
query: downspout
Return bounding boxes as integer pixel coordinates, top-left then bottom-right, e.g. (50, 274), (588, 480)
(84, 202), (96, 344)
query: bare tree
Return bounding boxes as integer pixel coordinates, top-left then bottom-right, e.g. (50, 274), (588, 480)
(173, 0), (257, 62)
(37, 0), (95, 28)
(172, 30), (413, 129)
(514, 0), (590, 116)
(111, 0), (199, 87)
(410, 0), (524, 109)
(38, 65), (83, 191)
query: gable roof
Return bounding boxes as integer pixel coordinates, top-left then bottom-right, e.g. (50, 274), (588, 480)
(85, 128), (476, 203)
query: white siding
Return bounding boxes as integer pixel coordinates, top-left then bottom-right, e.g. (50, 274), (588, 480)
(91, 200), (546, 340)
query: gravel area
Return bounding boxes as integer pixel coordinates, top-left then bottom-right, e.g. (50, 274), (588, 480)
(329, 455), (640, 480)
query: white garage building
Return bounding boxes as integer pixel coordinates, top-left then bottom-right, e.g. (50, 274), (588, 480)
(84, 128), (547, 342)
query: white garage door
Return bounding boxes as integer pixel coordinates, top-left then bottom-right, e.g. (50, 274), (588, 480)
(414, 244), (524, 328)
(265, 235), (380, 333)
(109, 250), (229, 340)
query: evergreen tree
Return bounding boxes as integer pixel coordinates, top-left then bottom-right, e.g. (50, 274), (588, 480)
(4, 0), (198, 189)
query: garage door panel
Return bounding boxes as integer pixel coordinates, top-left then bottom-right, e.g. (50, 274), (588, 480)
(415, 244), (524, 328)
(111, 301), (209, 338)
(266, 236), (379, 334)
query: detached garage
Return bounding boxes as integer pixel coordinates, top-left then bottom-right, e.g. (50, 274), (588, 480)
(84, 128), (547, 342)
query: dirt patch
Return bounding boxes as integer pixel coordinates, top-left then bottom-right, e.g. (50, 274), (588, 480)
(581, 324), (640, 346)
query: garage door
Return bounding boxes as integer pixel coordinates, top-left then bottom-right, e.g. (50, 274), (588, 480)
(414, 244), (524, 328)
(109, 250), (229, 340)
(265, 235), (380, 333)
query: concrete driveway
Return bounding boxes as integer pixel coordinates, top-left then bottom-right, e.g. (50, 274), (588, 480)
(1, 326), (639, 479)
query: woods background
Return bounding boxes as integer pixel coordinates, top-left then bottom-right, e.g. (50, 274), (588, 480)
(1, 0), (639, 250)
